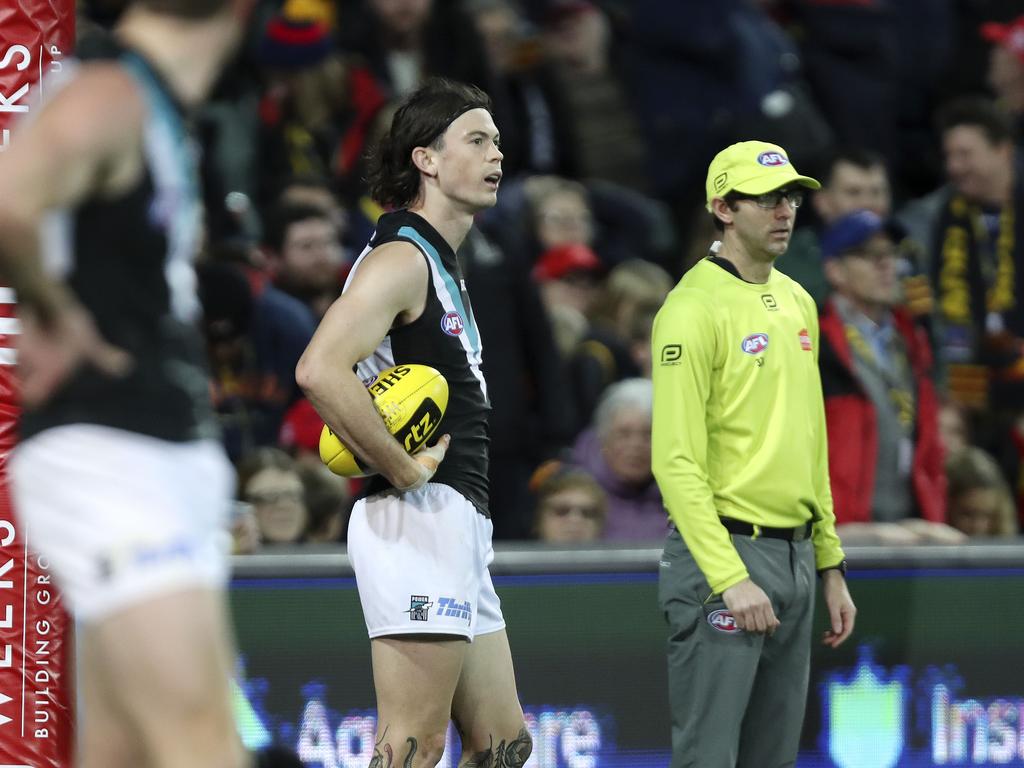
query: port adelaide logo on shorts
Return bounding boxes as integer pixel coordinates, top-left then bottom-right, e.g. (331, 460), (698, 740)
(407, 595), (433, 621)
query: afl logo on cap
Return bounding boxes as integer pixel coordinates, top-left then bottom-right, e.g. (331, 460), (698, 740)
(441, 311), (465, 336)
(707, 609), (743, 634)
(757, 151), (789, 167)
(741, 333), (769, 355)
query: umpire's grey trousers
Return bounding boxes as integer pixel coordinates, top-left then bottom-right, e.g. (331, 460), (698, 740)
(658, 528), (815, 768)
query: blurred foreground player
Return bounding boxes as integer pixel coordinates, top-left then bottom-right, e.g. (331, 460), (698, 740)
(296, 79), (531, 767)
(651, 141), (856, 767)
(0, 1), (253, 766)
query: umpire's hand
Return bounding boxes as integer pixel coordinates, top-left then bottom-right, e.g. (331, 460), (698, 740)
(722, 579), (780, 635)
(821, 570), (856, 648)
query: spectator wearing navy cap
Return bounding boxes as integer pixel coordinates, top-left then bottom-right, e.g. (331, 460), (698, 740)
(818, 211), (965, 545)
(781, 148), (893, 307)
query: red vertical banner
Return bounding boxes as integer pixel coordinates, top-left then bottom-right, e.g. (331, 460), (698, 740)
(0, 2), (76, 766)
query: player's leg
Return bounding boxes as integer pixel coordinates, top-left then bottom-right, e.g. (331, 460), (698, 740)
(77, 626), (145, 768)
(450, 515), (530, 767)
(369, 635), (466, 767)
(736, 539), (815, 768)
(451, 629), (531, 767)
(82, 587), (248, 768)
(659, 528), (765, 768)
(349, 484), (488, 768)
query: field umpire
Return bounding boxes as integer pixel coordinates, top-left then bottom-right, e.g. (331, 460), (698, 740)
(651, 140), (857, 768)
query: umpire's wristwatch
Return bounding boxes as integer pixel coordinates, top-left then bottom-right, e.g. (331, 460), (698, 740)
(818, 559), (848, 578)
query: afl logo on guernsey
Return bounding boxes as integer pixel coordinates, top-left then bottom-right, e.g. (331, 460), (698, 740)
(441, 311), (465, 336)
(799, 328), (813, 351)
(757, 151), (789, 167)
(707, 609), (743, 634)
(741, 333), (769, 355)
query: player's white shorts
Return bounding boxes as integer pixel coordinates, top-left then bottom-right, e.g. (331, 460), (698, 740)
(348, 482), (504, 640)
(10, 424), (233, 622)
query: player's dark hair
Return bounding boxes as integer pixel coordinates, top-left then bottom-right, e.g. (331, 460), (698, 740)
(937, 96), (1015, 147)
(263, 202), (331, 252)
(367, 78), (493, 209)
(135, 0), (229, 19)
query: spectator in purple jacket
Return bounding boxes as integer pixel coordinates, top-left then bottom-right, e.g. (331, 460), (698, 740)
(571, 378), (667, 541)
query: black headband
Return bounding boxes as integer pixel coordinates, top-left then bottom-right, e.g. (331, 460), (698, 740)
(428, 103), (489, 145)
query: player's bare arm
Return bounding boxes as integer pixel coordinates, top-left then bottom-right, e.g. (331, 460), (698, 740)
(0, 64), (144, 317)
(296, 241), (448, 489)
(0, 64), (142, 405)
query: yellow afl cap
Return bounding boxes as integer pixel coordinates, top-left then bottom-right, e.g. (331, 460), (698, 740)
(705, 140), (820, 211)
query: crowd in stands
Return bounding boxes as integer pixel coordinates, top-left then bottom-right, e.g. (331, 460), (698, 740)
(81, 0), (1024, 549)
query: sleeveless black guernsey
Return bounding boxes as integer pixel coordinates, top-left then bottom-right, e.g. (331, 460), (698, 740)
(20, 44), (218, 444)
(350, 211), (491, 516)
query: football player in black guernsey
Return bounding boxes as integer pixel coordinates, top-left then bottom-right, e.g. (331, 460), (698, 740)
(297, 78), (531, 768)
(0, 1), (256, 766)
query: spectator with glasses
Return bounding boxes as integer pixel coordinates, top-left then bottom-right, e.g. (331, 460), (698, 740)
(818, 210), (965, 546)
(236, 447), (310, 546)
(531, 464), (608, 543)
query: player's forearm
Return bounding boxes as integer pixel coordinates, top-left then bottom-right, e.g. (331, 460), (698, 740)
(0, 214), (68, 325)
(298, 364), (424, 488)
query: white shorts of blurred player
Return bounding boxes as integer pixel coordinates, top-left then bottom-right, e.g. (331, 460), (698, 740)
(10, 424), (234, 622)
(348, 482), (504, 640)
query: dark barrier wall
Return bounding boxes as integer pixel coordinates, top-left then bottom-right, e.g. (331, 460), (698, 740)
(230, 544), (1024, 768)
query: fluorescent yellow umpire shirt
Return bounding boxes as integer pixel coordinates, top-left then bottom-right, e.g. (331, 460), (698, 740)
(651, 256), (845, 595)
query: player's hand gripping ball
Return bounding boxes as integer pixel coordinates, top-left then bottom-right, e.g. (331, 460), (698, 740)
(319, 364), (449, 477)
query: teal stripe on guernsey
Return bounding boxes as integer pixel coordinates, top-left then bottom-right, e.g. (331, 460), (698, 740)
(397, 225), (481, 353)
(120, 53), (197, 203)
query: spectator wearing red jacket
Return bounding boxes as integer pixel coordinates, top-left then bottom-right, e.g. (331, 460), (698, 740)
(818, 211), (965, 545)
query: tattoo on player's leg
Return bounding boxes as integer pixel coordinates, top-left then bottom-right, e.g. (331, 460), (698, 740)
(501, 728), (531, 767)
(369, 727), (393, 768)
(403, 737), (418, 768)
(368, 730), (418, 768)
(462, 728), (531, 768)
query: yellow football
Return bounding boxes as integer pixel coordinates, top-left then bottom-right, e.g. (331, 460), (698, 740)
(318, 364), (449, 477)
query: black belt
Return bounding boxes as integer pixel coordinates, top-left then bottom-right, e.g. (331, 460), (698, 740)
(721, 517), (813, 542)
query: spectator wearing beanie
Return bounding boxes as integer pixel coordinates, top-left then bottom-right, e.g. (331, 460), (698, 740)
(256, 11), (387, 207)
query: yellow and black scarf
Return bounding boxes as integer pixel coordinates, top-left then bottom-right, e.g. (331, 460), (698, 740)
(935, 191), (1020, 337)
